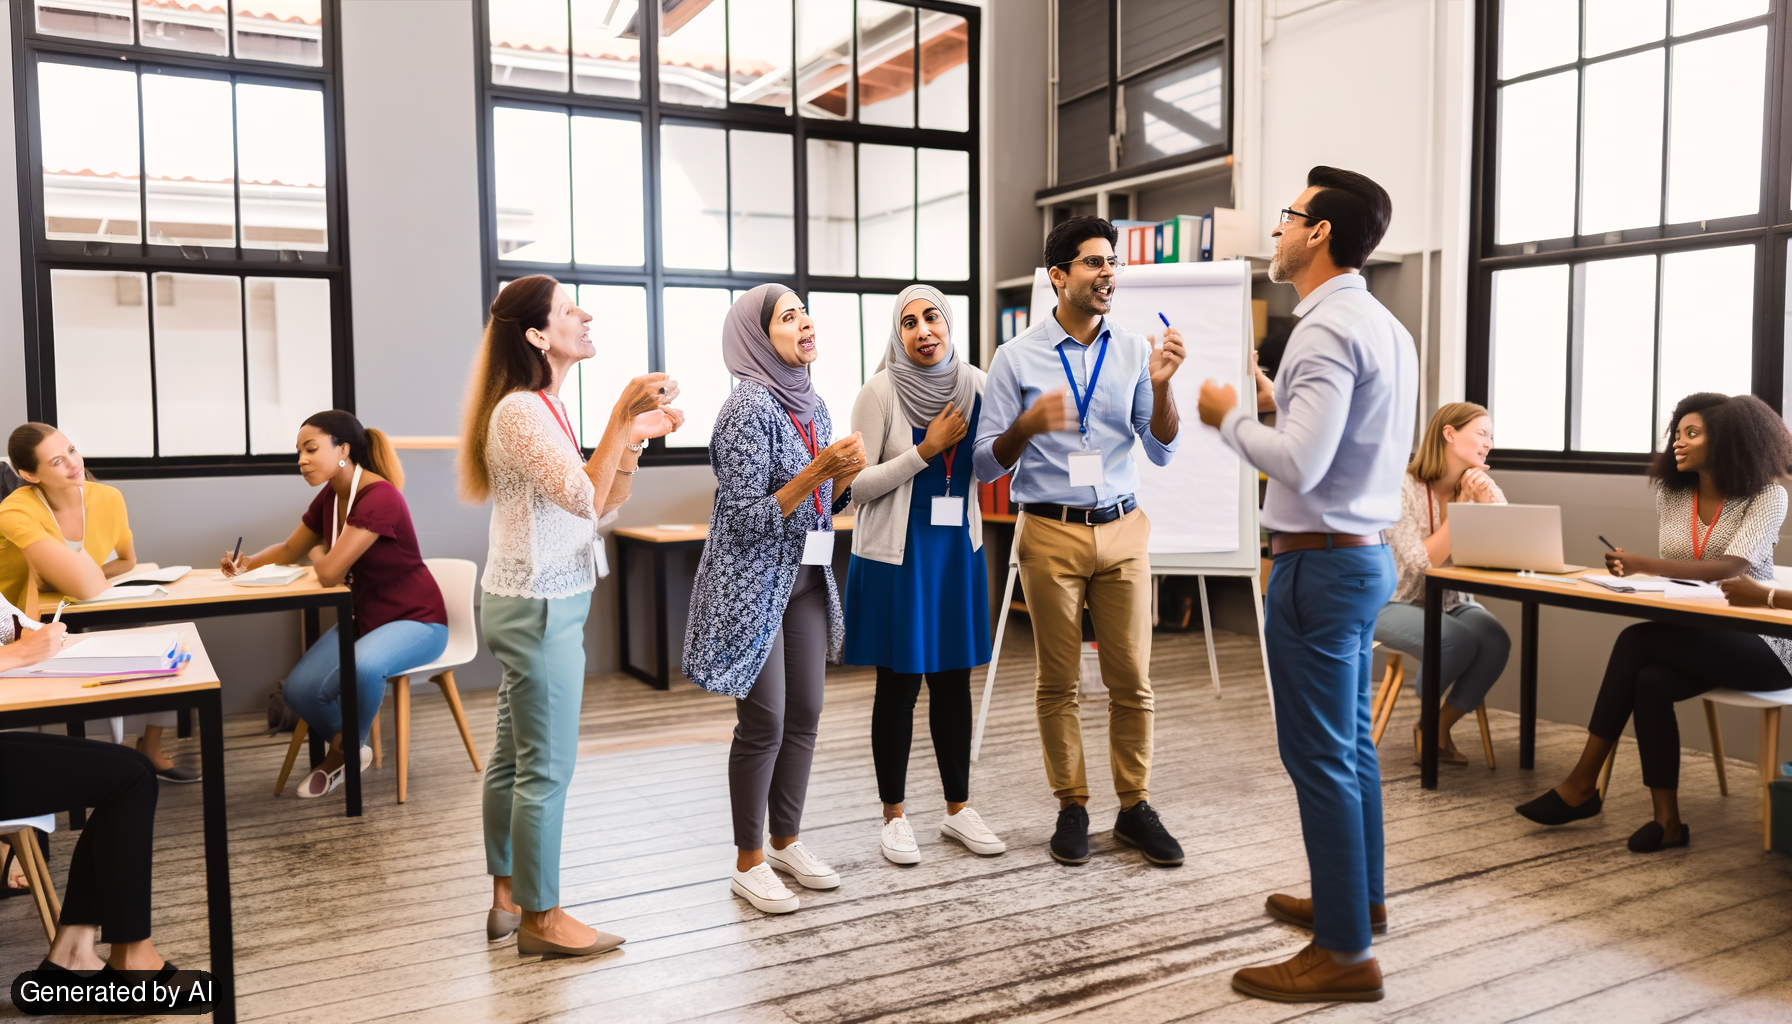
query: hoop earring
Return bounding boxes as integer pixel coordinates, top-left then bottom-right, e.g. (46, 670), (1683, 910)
(339, 460), (347, 468)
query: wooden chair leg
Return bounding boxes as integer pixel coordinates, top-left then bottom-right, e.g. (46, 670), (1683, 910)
(370, 709), (382, 769)
(21, 827), (60, 921)
(1598, 744), (1618, 801)
(393, 676), (410, 804)
(1476, 702), (1496, 769)
(1703, 699), (1728, 796)
(274, 720), (309, 796)
(1761, 707), (1781, 852)
(1370, 654), (1403, 748)
(10, 831), (56, 944)
(435, 671), (483, 772)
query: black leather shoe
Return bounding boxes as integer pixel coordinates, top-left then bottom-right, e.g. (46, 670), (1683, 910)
(1515, 789), (1602, 826)
(1050, 803), (1091, 864)
(1114, 800), (1184, 866)
(1628, 820), (1690, 852)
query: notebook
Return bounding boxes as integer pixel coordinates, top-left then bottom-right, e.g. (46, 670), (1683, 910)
(73, 584), (171, 604)
(1581, 574), (1725, 599)
(229, 565), (307, 587)
(111, 565), (191, 587)
(1, 631), (180, 677)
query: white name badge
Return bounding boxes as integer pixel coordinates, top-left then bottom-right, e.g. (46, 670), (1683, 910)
(1067, 449), (1104, 488)
(931, 496), (965, 526)
(801, 529), (836, 565)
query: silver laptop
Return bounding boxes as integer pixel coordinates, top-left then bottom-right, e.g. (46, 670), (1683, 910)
(1447, 503), (1585, 573)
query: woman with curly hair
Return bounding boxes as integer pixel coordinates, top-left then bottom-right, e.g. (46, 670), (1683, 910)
(1517, 392), (1792, 852)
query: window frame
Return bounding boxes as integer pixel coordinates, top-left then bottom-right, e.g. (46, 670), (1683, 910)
(10, 0), (354, 479)
(1467, 0), (1792, 474)
(474, 0), (982, 466)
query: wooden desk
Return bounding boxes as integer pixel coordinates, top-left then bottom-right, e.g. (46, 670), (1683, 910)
(1419, 567), (1792, 788)
(0, 623), (237, 1023)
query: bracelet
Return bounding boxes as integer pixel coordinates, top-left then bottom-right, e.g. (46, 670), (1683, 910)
(1771, 589), (1778, 609)
(616, 468), (636, 476)
(625, 441), (644, 453)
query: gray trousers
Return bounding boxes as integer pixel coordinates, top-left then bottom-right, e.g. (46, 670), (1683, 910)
(1374, 601), (1511, 714)
(731, 565), (829, 850)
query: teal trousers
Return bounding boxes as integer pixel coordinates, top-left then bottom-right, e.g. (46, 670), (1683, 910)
(480, 590), (591, 912)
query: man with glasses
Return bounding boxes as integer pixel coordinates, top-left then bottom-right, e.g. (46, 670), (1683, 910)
(1197, 167), (1414, 1003)
(974, 215), (1187, 868)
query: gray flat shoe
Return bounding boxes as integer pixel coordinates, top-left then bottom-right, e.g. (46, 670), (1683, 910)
(486, 909), (520, 941)
(516, 926), (624, 957)
(156, 764), (201, 784)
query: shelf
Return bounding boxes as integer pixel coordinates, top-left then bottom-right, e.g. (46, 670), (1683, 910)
(1036, 154), (1232, 207)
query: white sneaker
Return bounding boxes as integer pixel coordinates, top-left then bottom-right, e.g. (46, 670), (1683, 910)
(764, 839), (841, 890)
(294, 746), (373, 799)
(880, 816), (920, 865)
(731, 863), (799, 914)
(941, 807), (1007, 855)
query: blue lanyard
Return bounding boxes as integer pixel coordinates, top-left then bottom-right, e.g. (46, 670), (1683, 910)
(1056, 335), (1109, 441)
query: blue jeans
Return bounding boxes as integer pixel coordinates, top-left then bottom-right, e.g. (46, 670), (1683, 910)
(1265, 544), (1395, 953)
(283, 620), (449, 746)
(1374, 601), (1511, 714)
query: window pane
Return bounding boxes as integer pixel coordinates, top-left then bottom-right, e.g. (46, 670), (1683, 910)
(858, 1), (915, 127)
(1120, 0), (1224, 79)
(572, 0), (641, 98)
(806, 291), (862, 428)
(730, 130), (793, 273)
(1574, 256), (1656, 453)
(807, 138), (854, 276)
(1500, 0), (1577, 79)
(1584, 0), (1664, 57)
(142, 73), (236, 248)
(730, 0), (792, 111)
(490, 0), (569, 91)
(574, 285), (649, 446)
(52, 270), (152, 458)
(234, 0), (322, 65)
(1490, 264), (1568, 450)
(246, 277), (333, 455)
(153, 273), (245, 457)
(1057, 0), (1107, 100)
(494, 107), (570, 263)
(37, 63), (140, 245)
(1666, 27), (1767, 225)
(1057, 90), (1109, 185)
(35, 0), (132, 44)
(1659, 245), (1754, 430)
(796, 0), (851, 119)
(1495, 71), (1576, 245)
(1580, 50), (1663, 236)
(662, 286), (732, 447)
(917, 148), (968, 281)
(238, 83), (328, 251)
(1673, 0), (1767, 35)
(1120, 49), (1224, 169)
(660, 0), (726, 108)
(572, 115), (644, 266)
(660, 123), (728, 270)
(860, 292), (895, 378)
(139, 0), (227, 55)
(859, 143), (914, 279)
(917, 9), (968, 132)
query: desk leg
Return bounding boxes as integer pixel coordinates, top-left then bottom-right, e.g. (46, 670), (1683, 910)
(1520, 601), (1538, 770)
(1421, 580), (1442, 790)
(337, 598), (362, 817)
(652, 547), (670, 691)
(197, 691), (236, 1023)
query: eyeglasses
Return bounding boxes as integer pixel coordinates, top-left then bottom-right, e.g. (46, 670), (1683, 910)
(1278, 207), (1323, 226)
(1055, 255), (1126, 272)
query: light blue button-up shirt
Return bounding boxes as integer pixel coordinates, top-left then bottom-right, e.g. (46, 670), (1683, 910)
(973, 309), (1178, 507)
(1218, 274), (1417, 534)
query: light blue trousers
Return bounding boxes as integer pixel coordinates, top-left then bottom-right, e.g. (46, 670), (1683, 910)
(1374, 601), (1511, 714)
(283, 620), (448, 747)
(480, 591), (590, 912)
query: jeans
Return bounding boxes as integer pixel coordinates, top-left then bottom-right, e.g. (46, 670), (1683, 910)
(1374, 601), (1511, 714)
(283, 619), (449, 747)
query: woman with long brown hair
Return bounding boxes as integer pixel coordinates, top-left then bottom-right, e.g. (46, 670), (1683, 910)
(460, 274), (681, 957)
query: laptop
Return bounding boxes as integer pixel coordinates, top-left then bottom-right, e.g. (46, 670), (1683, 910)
(1447, 503), (1586, 573)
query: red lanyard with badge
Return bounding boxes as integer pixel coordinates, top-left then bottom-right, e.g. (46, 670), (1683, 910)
(1691, 492), (1725, 560)
(929, 439), (966, 527)
(538, 390), (611, 579)
(786, 409), (836, 565)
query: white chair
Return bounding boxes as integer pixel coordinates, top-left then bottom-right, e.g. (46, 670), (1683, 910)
(275, 558), (484, 803)
(2, 814), (59, 944)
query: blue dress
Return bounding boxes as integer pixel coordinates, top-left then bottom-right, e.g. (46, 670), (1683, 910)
(843, 401), (992, 674)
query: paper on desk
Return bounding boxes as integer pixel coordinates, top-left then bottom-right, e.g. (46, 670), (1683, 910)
(73, 584), (170, 604)
(228, 565), (306, 587)
(1579, 574), (1725, 599)
(1661, 579), (1726, 599)
(111, 565), (191, 586)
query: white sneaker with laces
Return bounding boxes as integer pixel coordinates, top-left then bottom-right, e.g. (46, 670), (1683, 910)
(731, 863), (800, 914)
(880, 816), (920, 865)
(764, 839), (841, 889)
(941, 807), (1007, 855)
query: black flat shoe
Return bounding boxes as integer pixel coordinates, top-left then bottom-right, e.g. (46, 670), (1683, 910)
(1050, 803), (1091, 865)
(1516, 789), (1603, 826)
(1628, 821), (1690, 852)
(1113, 800), (1185, 866)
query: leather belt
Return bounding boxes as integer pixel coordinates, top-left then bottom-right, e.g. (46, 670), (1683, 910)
(1269, 531), (1387, 556)
(1021, 496), (1138, 526)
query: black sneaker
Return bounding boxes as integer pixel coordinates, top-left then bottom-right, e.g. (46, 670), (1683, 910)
(1050, 803), (1091, 865)
(1114, 800), (1184, 866)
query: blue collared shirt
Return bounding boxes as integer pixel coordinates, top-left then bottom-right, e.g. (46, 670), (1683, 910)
(973, 309), (1178, 506)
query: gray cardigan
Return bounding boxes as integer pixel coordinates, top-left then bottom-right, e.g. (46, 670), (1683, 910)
(849, 367), (986, 565)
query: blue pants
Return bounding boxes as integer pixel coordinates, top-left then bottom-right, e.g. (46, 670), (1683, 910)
(283, 620), (448, 747)
(1264, 544), (1395, 953)
(1374, 601), (1511, 714)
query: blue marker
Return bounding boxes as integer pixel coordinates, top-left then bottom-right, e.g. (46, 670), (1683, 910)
(1157, 312), (1171, 328)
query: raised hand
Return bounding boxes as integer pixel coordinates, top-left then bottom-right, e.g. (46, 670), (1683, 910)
(630, 404), (684, 443)
(613, 373), (677, 422)
(1458, 468), (1497, 504)
(919, 401), (969, 459)
(1196, 379), (1237, 427)
(814, 432), (866, 481)
(1147, 327), (1186, 389)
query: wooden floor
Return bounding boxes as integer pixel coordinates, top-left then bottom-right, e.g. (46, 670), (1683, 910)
(6, 623), (1792, 1023)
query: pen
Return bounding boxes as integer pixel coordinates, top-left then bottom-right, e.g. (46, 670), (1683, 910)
(50, 600), (65, 625)
(231, 536), (243, 564)
(1157, 312), (1171, 328)
(1599, 535), (1617, 551)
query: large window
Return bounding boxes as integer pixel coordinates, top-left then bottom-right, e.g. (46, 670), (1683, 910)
(478, 0), (979, 461)
(13, 0), (347, 475)
(1469, 0), (1792, 470)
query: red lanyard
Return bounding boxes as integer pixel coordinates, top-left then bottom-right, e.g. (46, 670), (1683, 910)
(785, 410), (827, 523)
(941, 443), (957, 496)
(1691, 493), (1725, 560)
(537, 391), (580, 451)
(1426, 482), (1435, 535)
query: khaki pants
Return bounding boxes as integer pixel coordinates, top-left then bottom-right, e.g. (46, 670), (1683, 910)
(1017, 508), (1153, 804)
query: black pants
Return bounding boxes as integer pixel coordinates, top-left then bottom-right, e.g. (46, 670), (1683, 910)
(1588, 622), (1792, 790)
(0, 731), (159, 942)
(871, 666), (972, 805)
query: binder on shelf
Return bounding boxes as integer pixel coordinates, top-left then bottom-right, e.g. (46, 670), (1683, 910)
(1199, 214), (1214, 261)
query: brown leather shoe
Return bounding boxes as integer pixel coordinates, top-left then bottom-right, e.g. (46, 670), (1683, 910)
(1265, 893), (1387, 935)
(1231, 943), (1384, 1002)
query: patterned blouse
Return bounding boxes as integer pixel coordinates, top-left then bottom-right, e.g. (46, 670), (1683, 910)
(1656, 483), (1791, 671)
(481, 390), (616, 600)
(683, 381), (846, 698)
(1388, 471), (1508, 610)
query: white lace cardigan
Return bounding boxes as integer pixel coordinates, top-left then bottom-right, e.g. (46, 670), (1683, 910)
(480, 390), (616, 600)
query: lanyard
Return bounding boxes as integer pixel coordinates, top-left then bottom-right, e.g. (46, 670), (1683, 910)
(785, 410), (827, 523)
(940, 442), (958, 497)
(1056, 335), (1110, 442)
(1691, 493), (1725, 560)
(537, 390), (581, 452)
(331, 464), (364, 547)
(1426, 482), (1435, 535)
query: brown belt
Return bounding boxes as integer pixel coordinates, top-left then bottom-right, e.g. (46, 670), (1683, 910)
(1269, 531), (1387, 556)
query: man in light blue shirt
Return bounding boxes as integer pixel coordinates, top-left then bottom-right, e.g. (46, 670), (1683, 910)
(974, 216), (1186, 870)
(1198, 167), (1415, 1004)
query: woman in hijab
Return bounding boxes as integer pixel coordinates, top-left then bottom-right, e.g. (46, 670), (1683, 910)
(684, 284), (866, 915)
(843, 285), (1002, 866)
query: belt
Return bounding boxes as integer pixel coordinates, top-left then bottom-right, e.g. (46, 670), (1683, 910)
(1021, 496), (1137, 526)
(1269, 531), (1387, 556)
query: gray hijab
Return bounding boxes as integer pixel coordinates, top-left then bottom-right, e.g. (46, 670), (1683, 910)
(876, 284), (978, 425)
(722, 283), (817, 423)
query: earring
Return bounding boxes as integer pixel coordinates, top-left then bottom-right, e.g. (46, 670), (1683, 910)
(339, 460), (346, 467)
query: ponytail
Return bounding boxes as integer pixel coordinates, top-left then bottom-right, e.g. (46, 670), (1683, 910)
(363, 428), (404, 491)
(302, 410), (406, 491)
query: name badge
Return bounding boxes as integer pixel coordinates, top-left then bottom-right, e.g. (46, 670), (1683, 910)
(1067, 449), (1103, 488)
(801, 529), (836, 565)
(931, 496), (965, 526)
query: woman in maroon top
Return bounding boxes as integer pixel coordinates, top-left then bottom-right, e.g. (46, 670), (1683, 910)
(225, 410), (448, 799)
